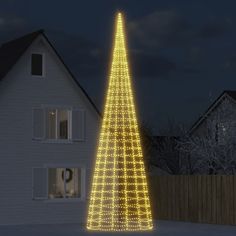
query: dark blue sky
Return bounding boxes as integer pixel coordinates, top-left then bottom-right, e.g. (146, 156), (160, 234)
(1, 0), (236, 134)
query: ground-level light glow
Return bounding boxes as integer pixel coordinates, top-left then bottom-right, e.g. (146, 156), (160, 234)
(87, 12), (153, 231)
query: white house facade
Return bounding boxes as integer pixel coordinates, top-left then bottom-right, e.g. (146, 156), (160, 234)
(0, 30), (100, 225)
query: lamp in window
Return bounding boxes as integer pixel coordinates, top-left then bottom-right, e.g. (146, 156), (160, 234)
(87, 12), (153, 231)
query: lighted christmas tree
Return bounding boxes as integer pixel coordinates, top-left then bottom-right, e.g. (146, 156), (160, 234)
(87, 12), (153, 231)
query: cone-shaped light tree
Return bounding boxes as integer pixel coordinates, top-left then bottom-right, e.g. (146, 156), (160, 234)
(87, 12), (153, 231)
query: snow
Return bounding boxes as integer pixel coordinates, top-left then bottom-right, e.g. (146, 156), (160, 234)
(0, 220), (236, 236)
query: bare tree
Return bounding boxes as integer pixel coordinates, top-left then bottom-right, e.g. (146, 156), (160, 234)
(153, 136), (183, 174)
(179, 98), (236, 174)
(152, 118), (187, 174)
(140, 105), (236, 175)
(179, 132), (236, 174)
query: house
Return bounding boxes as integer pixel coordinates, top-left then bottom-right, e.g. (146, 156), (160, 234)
(0, 30), (100, 225)
(187, 90), (236, 174)
(190, 90), (236, 143)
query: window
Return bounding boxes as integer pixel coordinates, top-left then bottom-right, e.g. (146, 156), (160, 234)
(217, 122), (236, 144)
(31, 53), (43, 76)
(32, 107), (85, 141)
(48, 168), (82, 199)
(46, 109), (70, 140)
(32, 167), (85, 200)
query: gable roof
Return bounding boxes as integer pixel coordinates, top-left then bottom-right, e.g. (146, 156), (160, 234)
(0, 29), (101, 116)
(190, 90), (236, 134)
(0, 30), (43, 80)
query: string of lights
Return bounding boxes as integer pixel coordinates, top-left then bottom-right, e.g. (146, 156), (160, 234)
(87, 12), (153, 231)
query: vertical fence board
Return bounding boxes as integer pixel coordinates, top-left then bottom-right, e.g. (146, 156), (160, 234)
(206, 175), (212, 224)
(204, 175), (209, 223)
(158, 176), (161, 220)
(234, 176), (236, 225)
(175, 176), (180, 220)
(229, 176), (234, 225)
(179, 176), (184, 221)
(216, 176), (222, 224)
(155, 176), (159, 219)
(171, 176), (175, 220)
(167, 176), (172, 220)
(173, 177), (176, 221)
(150, 175), (236, 225)
(158, 176), (163, 220)
(194, 176), (199, 222)
(189, 176), (195, 222)
(150, 177), (157, 219)
(200, 175), (204, 223)
(185, 175), (189, 222)
(224, 176), (230, 225)
(221, 176), (226, 225)
(175, 176), (180, 221)
(212, 176), (217, 224)
(162, 176), (167, 220)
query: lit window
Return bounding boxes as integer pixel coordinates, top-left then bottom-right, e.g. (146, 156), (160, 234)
(46, 109), (70, 140)
(219, 123), (227, 134)
(48, 168), (82, 199)
(222, 125), (226, 132)
(217, 122), (228, 144)
(31, 54), (43, 76)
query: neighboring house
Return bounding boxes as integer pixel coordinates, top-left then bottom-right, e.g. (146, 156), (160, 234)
(0, 30), (100, 225)
(190, 90), (236, 143)
(186, 90), (236, 174)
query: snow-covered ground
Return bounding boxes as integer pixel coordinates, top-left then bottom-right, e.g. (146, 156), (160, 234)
(0, 221), (236, 236)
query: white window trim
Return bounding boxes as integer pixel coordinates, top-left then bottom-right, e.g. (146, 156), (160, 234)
(42, 164), (86, 202)
(30, 52), (45, 78)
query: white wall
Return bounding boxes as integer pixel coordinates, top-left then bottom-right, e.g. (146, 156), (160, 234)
(0, 36), (100, 225)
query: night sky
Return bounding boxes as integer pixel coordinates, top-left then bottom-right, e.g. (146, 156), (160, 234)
(1, 0), (236, 134)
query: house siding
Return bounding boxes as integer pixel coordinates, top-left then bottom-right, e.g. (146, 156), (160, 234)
(186, 95), (236, 174)
(0, 36), (99, 225)
(192, 96), (236, 138)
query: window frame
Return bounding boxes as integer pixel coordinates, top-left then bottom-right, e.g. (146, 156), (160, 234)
(32, 105), (85, 143)
(44, 106), (72, 142)
(32, 165), (86, 202)
(31, 53), (45, 77)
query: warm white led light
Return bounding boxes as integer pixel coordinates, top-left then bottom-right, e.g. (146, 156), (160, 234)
(87, 12), (153, 231)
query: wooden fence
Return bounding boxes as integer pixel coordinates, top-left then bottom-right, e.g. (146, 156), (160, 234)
(149, 175), (236, 225)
